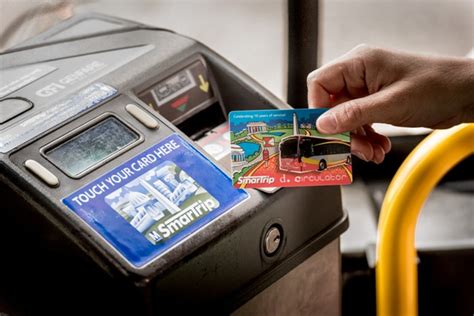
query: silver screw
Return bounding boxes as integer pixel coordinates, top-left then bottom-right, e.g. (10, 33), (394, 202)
(264, 226), (282, 255)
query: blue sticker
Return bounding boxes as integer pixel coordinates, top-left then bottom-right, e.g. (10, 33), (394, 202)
(63, 134), (248, 267)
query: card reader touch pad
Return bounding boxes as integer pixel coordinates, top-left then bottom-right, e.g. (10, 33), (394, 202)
(63, 133), (248, 267)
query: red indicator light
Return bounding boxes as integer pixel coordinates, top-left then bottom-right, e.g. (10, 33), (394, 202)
(171, 95), (189, 109)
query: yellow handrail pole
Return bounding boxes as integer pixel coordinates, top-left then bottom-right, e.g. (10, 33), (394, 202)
(376, 123), (474, 316)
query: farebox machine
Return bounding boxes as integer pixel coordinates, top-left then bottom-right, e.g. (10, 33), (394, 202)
(0, 14), (347, 315)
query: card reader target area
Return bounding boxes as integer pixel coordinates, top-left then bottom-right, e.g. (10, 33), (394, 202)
(105, 161), (220, 245)
(62, 134), (247, 267)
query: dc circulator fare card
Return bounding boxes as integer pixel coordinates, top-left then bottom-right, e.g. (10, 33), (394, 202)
(229, 109), (352, 188)
(63, 133), (248, 267)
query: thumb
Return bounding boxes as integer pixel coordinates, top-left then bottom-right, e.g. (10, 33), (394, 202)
(316, 91), (393, 134)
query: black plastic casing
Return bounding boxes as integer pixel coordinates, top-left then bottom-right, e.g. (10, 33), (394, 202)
(0, 14), (348, 314)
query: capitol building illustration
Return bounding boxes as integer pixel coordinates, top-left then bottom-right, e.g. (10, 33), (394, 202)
(231, 144), (246, 163)
(116, 165), (199, 234)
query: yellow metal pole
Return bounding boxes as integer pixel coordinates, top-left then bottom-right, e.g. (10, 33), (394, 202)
(376, 123), (474, 316)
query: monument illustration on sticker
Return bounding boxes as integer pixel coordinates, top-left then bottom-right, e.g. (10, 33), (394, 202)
(105, 161), (220, 245)
(229, 109), (352, 188)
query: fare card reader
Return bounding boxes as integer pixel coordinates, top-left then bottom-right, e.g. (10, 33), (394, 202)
(0, 14), (348, 315)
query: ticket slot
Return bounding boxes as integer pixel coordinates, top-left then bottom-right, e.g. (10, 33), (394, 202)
(176, 102), (226, 140)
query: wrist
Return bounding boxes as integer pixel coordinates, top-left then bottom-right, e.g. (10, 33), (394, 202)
(437, 57), (474, 122)
(453, 58), (474, 121)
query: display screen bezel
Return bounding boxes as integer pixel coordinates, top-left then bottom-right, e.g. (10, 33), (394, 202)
(40, 113), (144, 179)
(152, 69), (196, 106)
(135, 55), (223, 126)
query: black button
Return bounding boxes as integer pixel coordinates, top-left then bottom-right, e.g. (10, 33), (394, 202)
(0, 97), (33, 124)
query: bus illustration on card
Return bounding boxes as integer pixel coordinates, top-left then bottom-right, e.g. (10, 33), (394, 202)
(229, 109), (352, 188)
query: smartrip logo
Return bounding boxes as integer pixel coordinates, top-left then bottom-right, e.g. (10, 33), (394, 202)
(237, 176), (275, 185)
(104, 161), (220, 245)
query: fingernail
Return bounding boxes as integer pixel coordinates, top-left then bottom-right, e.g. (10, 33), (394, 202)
(352, 151), (368, 162)
(383, 140), (392, 154)
(373, 146), (385, 164)
(317, 113), (337, 133)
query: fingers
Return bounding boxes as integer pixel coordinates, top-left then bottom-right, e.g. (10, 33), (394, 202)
(307, 45), (397, 163)
(307, 65), (347, 108)
(351, 134), (385, 164)
(307, 46), (371, 108)
(351, 126), (391, 164)
(364, 125), (391, 153)
(307, 62), (368, 108)
(351, 133), (374, 162)
(316, 88), (399, 134)
(307, 70), (333, 107)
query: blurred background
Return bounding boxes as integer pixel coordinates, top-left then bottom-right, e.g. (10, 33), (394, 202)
(1, 0), (473, 101)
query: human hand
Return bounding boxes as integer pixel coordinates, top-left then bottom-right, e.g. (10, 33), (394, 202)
(307, 45), (474, 163)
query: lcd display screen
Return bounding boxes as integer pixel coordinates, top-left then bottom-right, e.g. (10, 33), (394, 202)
(45, 117), (139, 177)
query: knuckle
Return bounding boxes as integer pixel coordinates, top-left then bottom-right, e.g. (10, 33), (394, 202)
(367, 48), (386, 68)
(349, 55), (366, 78)
(352, 44), (381, 60)
(352, 43), (371, 53)
(349, 44), (385, 74)
(341, 101), (364, 124)
(306, 70), (318, 85)
(351, 44), (377, 57)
